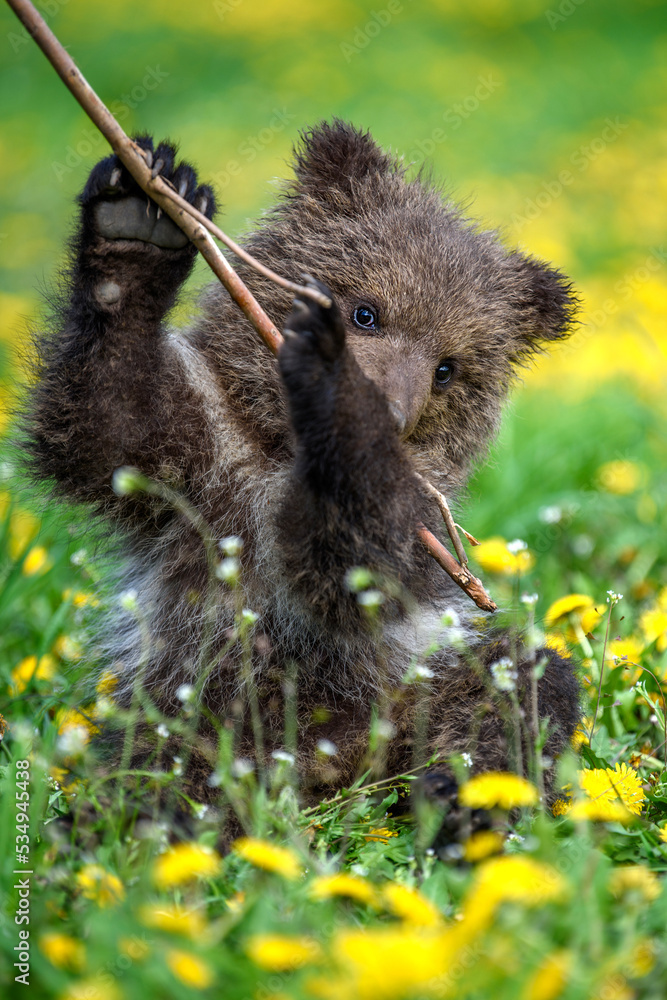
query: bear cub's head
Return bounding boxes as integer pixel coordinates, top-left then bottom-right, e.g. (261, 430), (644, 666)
(227, 120), (578, 489)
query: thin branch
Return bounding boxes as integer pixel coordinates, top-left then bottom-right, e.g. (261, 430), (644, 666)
(417, 525), (497, 613)
(416, 473), (469, 566)
(7, 0), (498, 614)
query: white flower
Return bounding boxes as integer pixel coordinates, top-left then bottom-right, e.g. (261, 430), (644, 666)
(316, 739), (338, 757)
(194, 804), (209, 820)
(606, 590), (623, 604)
(461, 752), (473, 767)
(231, 757), (255, 778)
(219, 535), (243, 556)
(357, 589), (385, 608)
(216, 557), (239, 585)
(538, 505), (562, 524)
(176, 684), (195, 703)
(241, 608), (259, 624)
(119, 589), (138, 612)
(70, 548), (87, 566)
(490, 657), (518, 692)
(351, 863), (369, 877)
(507, 538), (528, 554)
(520, 593), (539, 606)
(272, 750), (295, 764)
(441, 608), (461, 628)
(156, 723), (170, 739)
(172, 756), (183, 776)
(57, 726), (88, 757)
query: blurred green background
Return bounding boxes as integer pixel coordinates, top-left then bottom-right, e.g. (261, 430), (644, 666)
(0, 0), (665, 606)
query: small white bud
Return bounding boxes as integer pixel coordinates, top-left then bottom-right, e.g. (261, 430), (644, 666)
(461, 752), (473, 767)
(316, 739), (338, 757)
(357, 589), (385, 609)
(219, 535), (243, 556)
(176, 684), (195, 703)
(119, 589), (138, 612)
(507, 538), (528, 554)
(172, 755), (183, 776)
(216, 557), (240, 585)
(272, 750), (295, 764)
(346, 567), (374, 593)
(112, 466), (146, 496)
(520, 593), (539, 606)
(490, 657), (518, 692)
(441, 608), (461, 628)
(231, 757), (255, 778)
(241, 608), (259, 624)
(156, 724), (170, 738)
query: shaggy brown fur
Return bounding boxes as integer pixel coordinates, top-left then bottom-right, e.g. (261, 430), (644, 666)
(25, 122), (580, 807)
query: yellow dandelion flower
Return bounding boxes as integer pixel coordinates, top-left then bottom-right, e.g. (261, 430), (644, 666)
(76, 865), (125, 908)
(153, 843), (221, 888)
(8, 509), (39, 559)
(139, 903), (206, 937)
(551, 798), (571, 817)
(571, 726), (588, 751)
(118, 936), (150, 961)
(459, 772), (538, 810)
(246, 934), (321, 971)
(56, 707), (99, 743)
(544, 633), (571, 659)
(627, 938), (656, 977)
(22, 545), (51, 576)
(659, 827), (667, 844)
(381, 882), (442, 926)
(580, 605), (603, 634)
(63, 589), (100, 608)
(53, 634), (83, 661)
(640, 607), (667, 652)
(609, 866), (661, 902)
(95, 670), (119, 697)
(10, 654), (56, 695)
(568, 799), (633, 824)
(605, 637), (643, 664)
(463, 829), (504, 861)
(59, 983), (122, 1000)
(597, 459), (641, 495)
(232, 837), (301, 879)
(463, 856), (566, 933)
(524, 949), (572, 1000)
(225, 890), (246, 914)
(544, 594), (594, 627)
(363, 827), (398, 843)
(166, 949), (214, 989)
(39, 932), (85, 971)
(579, 763), (646, 816)
(590, 977), (633, 1000)
(472, 537), (535, 576)
(309, 873), (377, 906)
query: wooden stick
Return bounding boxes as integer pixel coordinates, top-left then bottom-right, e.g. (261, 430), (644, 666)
(7, 0), (497, 614)
(417, 525), (497, 613)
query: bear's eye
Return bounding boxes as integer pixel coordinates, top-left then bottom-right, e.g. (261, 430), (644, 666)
(353, 305), (377, 330)
(434, 361), (454, 388)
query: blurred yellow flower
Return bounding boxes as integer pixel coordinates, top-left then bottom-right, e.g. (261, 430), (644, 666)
(571, 726), (589, 751)
(628, 938), (656, 977)
(63, 588), (99, 608)
(659, 826), (667, 844)
(524, 949), (572, 1000)
(246, 933), (321, 971)
(544, 633), (571, 659)
(153, 843), (221, 888)
(471, 856), (566, 908)
(551, 798), (571, 817)
(590, 977), (633, 1000)
(580, 605), (603, 634)
(609, 866), (661, 902)
(545, 594), (594, 626)
(59, 981), (122, 1000)
(579, 763), (645, 816)
(364, 827), (398, 843)
(53, 634), (83, 661)
(597, 459), (642, 495)
(567, 799), (633, 824)
(139, 903), (206, 937)
(22, 545), (51, 576)
(460, 772), (538, 810)
(225, 890), (245, 913)
(463, 829), (504, 861)
(640, 606), (667, 652)
(10, 654), (56, 694)
(56, 707), (99, 743)
(472, 537), (535, 575)
(605, 637), (643, 664)
(310, 873), (377, 906)
(95, 670), (119, 697)
(8, 509), (39, 559)
(39, 932), (85, 971)
(381, 882), (442, 926)
(166, 949), (214, 989)
(232, 837), (301, 879)
(76, 865), (125, 907)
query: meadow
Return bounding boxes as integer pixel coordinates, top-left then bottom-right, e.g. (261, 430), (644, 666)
(1, 0), (666, 997)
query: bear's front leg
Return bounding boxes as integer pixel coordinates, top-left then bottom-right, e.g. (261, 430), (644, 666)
(276, 279), (432, 626)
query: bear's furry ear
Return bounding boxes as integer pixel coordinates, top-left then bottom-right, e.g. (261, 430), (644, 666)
(507, 251), (579, 361)
(292, 119), (395, 200)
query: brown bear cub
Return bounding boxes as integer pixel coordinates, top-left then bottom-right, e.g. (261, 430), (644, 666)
(26, 120), (580, 809)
